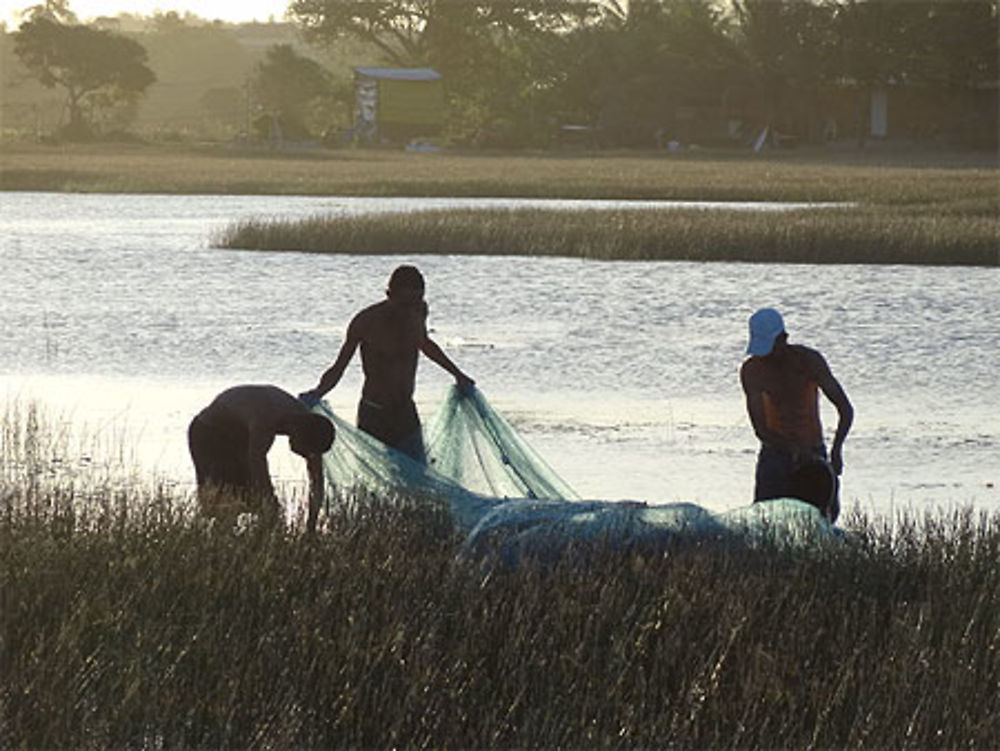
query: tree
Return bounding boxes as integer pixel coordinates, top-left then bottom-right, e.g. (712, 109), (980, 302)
(137, 15), (256, 140)
(828, 0), (997, 147)
(551, 1), (737, 147)
(13, 16), (155, 138)
(288, 0), (599, 144)
(729, 0), (838, 142)
(290, 0), (595, 66)
(253, 44), (341, 140)
(17, 0), (77, 25)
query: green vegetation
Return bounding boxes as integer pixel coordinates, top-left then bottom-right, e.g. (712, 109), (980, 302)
(2, 2), (996, 148)
(252, 43), (349, 142)
(3, 141), (994, 266)
(3, 406), (999, 748)
(216, 206), (998, 267)
(2, 141), (995, 201)
(288, 0), (998, 149)
(1, 14), (373, 142)
(11, 13), (155, 140)
(195, 146), (995, 267)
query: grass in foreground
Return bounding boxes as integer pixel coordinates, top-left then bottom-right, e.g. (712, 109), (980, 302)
(3, 435), (999, 748)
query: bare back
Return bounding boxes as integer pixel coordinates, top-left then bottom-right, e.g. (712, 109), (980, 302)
(199, 385), (303, 438)
(741, 344), (828, 449)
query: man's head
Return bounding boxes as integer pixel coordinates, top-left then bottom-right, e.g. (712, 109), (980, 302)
(746, 307), (786, 357)
(387, 265), (425, 301)
(288, 413), (335, 457)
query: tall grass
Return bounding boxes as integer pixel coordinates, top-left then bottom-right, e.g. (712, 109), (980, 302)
(3, 409), (999, 748)
(5, 142), (995, 266)
(215, 206), (999, 266)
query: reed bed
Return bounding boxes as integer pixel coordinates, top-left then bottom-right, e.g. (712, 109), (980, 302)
(3, 408), (999, 748)
(216, 206), (999, 266)
(6, 142), (995, 266)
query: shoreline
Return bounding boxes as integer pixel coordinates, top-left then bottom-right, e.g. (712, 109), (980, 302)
(4, 142), (997, 267)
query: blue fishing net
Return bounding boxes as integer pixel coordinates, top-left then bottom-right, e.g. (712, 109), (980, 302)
(312, 386), (839, 562)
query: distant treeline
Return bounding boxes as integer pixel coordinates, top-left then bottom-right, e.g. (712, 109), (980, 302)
(2, 1), (997, 149)
(0, 10), (376, 142)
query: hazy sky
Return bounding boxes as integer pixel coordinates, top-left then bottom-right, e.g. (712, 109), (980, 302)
(1, 0), (291, 27)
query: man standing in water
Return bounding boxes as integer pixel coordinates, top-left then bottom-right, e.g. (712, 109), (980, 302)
(188, 384), (335, 532)
(300, 265), (474, 464)
(740, 308), (853, 522)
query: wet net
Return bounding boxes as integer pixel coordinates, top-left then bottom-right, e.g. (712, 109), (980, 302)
(312, 386), (839, 562)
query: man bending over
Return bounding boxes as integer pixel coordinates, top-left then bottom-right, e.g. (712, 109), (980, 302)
(188, 384), (335, 531)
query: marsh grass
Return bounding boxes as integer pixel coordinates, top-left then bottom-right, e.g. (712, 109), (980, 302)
(215, 206), (999, 266)
(5, 142), (995, 266)
(3, 410), (999, 748)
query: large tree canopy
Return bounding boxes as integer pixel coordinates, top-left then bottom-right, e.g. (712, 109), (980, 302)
(13, 15), (155, 138)
(288, 0), (600, 142)
(289, 0), (597, 65)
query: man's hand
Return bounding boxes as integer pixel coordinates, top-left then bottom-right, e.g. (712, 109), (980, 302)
(830, 447), (844, 475)
(455, 373), (476, 397)
(299, 390), (321, 408)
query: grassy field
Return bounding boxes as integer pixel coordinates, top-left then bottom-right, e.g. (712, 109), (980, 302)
(3, 405), (1000, 748)
(3, 480), (999, 748)
(3, 141), (997, 266)
(1, 141), (996, 203)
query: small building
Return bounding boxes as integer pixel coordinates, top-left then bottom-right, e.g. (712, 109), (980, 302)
(353, 67), (443, 144)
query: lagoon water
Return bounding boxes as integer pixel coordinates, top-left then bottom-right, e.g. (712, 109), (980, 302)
(1, 191), (997, 516)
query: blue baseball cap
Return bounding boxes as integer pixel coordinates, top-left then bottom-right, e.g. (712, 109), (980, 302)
(746, 308), (785, 356)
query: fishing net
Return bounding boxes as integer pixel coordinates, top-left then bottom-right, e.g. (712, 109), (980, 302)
(313, 385), (561, 533)
(425, 386), (579, 503)
(312, 386), (839, 562)
(461, 497), (840, 567)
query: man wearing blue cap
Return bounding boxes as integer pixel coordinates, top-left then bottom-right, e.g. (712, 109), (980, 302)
(740, 308), (853, 521)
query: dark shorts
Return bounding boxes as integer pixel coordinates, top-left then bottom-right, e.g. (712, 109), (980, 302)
(754, 444), (840, 523)
(188, 415), (279, 522)
(357, 398), (426, 464)
(188, 415), (249, 490)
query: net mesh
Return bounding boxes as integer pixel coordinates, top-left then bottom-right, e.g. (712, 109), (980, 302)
(313, 386), (838, 559)
(425, 386), (579, 503)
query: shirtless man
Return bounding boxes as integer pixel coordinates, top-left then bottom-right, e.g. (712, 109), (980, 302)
(740, 308), (853, 521)
(188, 384), (335, 531)
(300, 265), (474, 463)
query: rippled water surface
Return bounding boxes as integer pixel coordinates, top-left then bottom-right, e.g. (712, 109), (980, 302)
(2, 191), (997, 513)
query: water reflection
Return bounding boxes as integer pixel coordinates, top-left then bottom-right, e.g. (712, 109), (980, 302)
(1, 192), (997, 513)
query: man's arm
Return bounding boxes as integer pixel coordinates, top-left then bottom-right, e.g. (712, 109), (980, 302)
(303, 323), (361, 402)
(305, 454), (324, 534)
(815, 356), (853, 475)
(421, 336), (475, 393)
